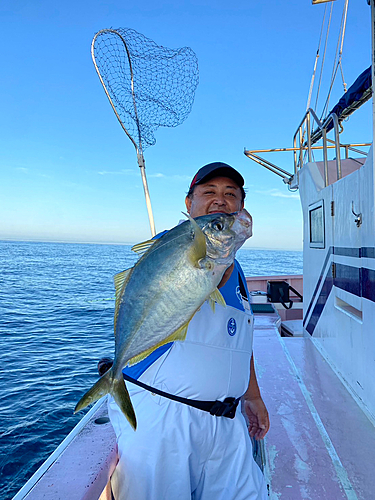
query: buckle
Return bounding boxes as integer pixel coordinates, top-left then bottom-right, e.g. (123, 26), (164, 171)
(209, 397), (239, 419)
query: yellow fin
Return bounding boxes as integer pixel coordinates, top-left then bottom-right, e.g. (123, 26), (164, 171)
(208, 288), (226, 313)
(114, 268), (132, 294)
(209, 296), (216, 313)
(113, 268), (132, 334)
(182, 212), (206, 268)
(131, 239), (155, 256)
(74, 368), (137, 430)
(127, 321), (190, 367)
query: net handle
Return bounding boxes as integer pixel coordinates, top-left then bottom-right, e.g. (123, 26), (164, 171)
(137, 152), (156, 237)
(91, 29), (156, 237)
(91, 29), (143, 150)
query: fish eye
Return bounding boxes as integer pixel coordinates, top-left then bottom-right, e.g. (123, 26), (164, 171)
(212, 221), (224, 231)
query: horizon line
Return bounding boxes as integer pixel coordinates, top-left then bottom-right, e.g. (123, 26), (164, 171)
(0, 237), (303, 252)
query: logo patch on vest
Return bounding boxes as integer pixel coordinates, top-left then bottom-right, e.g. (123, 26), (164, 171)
(236, 285), (243, 305)
(227, 317), (237, 336)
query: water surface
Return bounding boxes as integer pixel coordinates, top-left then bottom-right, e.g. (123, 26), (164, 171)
(0, 241), (302, 499)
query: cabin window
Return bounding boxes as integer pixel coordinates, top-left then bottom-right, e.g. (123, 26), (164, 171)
(309, 201), (325, 248)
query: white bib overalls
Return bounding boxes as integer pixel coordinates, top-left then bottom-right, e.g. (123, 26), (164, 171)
(108, 281), (267, 500)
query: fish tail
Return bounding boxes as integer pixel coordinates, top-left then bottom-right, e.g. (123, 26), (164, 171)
(74, 368), (137, 430)
(112, 376), (137, 430)
(74, 369), (112, 413)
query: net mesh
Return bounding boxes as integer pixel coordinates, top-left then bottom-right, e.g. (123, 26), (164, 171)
(92, 28), (199, 150)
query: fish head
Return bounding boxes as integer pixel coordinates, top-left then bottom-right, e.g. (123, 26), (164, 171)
(231, 208), (253, 252)
(194, 210), (252, 266)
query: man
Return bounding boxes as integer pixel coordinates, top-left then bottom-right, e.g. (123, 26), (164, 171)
(107, 162), (269, 499)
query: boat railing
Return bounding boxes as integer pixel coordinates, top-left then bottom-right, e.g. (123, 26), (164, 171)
(244, 108), (370, 186)
(293, 108), (370, 187)
(12, 398), (117, 500)
(243, 150), (294, 184)
(293, 109), (340, 186)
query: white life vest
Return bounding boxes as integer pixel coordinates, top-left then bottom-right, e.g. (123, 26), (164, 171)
(137, 296), (253, 402)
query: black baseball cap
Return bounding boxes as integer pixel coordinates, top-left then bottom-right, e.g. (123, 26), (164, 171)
(189, 162), (244, 190)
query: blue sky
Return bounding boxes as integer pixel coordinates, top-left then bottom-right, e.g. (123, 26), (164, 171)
(1, 0), (372, 249)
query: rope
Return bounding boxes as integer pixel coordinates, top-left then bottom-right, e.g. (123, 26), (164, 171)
(321, 0), (349, 120)
(302, 4), (329, 148)
(306, 3), (328, 112)
(339, 62), (347, 93)
(314, 1), (334, 113)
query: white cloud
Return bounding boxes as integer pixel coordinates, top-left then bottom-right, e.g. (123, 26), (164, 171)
(98, 169), (136, 175)
(138, 172), (191, 181)
(149, 173), (165, 178)
(171, 174), (192, 181)
(149, 173), (191, 181)
(255, 188), (299, 199)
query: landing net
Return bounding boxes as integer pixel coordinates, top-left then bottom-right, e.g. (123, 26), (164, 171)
(92, 28), (199, 151)
(91, 28), (199, 236)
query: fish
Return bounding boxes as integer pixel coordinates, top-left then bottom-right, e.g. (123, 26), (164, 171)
(74, 210), (253, 429)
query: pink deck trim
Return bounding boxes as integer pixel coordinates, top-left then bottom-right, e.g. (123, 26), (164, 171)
(315, 157), (366, 185)
(247, 275), (303, 321)
(23, 401), (117, 500)
(246, 274), (303, 296)
(253, 314), (375, 499)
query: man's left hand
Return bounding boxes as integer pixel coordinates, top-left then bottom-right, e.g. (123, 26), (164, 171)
(243, 397), (270, 440)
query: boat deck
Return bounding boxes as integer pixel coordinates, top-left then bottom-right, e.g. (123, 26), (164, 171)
(254, 311), (375, 499)
(13, 401), (117, 500)
(14, 279), (375, 499)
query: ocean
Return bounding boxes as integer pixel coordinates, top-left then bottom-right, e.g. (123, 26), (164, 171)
(0, 240), (302, 499)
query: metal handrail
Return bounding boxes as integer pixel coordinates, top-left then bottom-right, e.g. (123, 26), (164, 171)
(245, 143), (370, 156)
(243, 151), (293, 183)
(293, 108), (342, 187)
(244, 141), (370, 187)
(244, 107), (370, 186)
(325, 138), (370, 158)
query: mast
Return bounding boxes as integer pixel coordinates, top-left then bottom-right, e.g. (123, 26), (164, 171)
(372, 0), (375, 156)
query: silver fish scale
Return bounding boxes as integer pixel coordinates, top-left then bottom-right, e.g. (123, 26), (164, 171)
(114, 214), (243, 372)
(114, 234), (217, 368)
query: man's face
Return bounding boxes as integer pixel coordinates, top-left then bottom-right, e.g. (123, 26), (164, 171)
(185, 176), (244, 218)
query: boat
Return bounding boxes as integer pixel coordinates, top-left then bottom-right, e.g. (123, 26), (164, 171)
(243, 0), (375, 496)
(11, 1), (375, 498)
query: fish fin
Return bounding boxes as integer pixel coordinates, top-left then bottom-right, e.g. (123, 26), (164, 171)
(74, 369), (112, 413)
(198, 257), (214, 271)
(182, 212), (206, 268)
(208, 296), (216, 312)
(127, 321), (190, 367)
(114, 268), (132, 293)
(113, 268), (133, 334)
(112, 376), (137, 430)
(131, 239), (155, 256)
(209, 288), (226, 308)
(74, 368), (137, 430)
